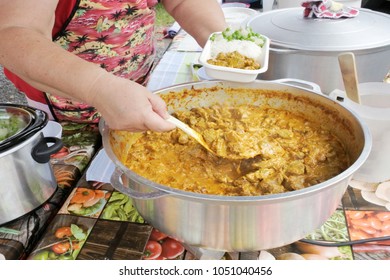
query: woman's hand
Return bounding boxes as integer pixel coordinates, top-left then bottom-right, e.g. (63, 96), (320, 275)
(89, 72), (176, 132)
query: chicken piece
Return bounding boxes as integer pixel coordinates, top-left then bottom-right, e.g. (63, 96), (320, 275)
(286, 160), (305, 175)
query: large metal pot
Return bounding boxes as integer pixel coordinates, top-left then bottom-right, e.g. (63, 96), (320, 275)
(247, 8), (390, 94)
(101, 80), (371, 251)
(0, 104), (63, 225)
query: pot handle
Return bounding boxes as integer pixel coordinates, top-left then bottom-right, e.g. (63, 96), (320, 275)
(273, 78), (322, 94)
(328, 89), (346, 102)
(31, 136), (64, 164)
(110, 167), (168, 200)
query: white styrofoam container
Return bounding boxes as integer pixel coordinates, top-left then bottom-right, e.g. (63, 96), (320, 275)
(199, 32), (270, 83)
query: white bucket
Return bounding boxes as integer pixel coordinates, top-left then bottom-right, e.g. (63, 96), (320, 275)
(262, 0), (276, 11)
(330, 82), (390, 183)
(276, 0), (303, 9)
(222, 7), (259, 28)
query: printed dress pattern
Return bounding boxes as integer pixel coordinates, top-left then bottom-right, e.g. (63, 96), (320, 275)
(48, 0), (157, 123)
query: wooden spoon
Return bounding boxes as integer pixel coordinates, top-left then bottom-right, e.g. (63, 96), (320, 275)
(167, 115), (263, 160)
(166, 115), (217, 155)
(338, 52), (361, 104)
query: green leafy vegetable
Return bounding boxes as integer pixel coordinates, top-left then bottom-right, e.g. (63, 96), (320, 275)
(71, 224), (87, 240)
(0, 113), (25, 141)
(305, 210), (349, 242)
(102, 191), (144, 223)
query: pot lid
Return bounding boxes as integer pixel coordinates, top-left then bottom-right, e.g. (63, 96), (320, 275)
(0, 104), (47, 152)
(247, 8), (390, 51)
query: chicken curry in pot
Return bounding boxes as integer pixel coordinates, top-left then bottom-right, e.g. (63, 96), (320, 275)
(115, 103), (350, 196)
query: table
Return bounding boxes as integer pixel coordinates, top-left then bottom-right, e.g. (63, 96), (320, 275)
(1, 29), (390, 261)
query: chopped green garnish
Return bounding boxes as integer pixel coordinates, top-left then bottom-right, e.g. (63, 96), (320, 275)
(211, 27), (266, 48)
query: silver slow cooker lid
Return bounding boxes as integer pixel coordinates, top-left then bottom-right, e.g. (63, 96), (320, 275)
(0, 106), (32, 143)
(247, 8), (390, 51)
(0, 104), (47, 152)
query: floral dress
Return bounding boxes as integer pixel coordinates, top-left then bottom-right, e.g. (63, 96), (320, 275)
(47, 0), (158, 123)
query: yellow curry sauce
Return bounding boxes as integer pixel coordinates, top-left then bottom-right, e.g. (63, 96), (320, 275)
(117, 104), (350, 196)
(207, 51), (260, 70)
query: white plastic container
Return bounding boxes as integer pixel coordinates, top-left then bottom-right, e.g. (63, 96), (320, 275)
(42, 120), (62, 139)
(331, 82), (390, 183)
(199, 32), (270, 83)
(222, 7), (259, 28)
(262, 0), (276, 12)
(276, 0), (303, 9)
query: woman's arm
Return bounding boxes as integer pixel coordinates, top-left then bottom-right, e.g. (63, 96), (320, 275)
(162, 0), (227, 47)
(0, 0), (175, 132)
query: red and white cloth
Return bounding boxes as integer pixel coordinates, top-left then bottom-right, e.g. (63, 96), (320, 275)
(302, 0), (359, 18)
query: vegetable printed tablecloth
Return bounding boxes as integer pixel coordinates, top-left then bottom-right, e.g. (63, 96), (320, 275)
(0, 122), (101, 260)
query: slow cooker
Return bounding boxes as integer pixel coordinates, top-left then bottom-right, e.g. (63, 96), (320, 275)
(0, 104), (63, 225)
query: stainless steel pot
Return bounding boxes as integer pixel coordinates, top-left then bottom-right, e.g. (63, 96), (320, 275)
(102, 80), (371, 251)
(0, 104), (63, 225)
(247, 8), (390, 94)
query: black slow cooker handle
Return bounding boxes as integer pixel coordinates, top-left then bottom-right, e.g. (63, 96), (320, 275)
(31, 137), (64, 164)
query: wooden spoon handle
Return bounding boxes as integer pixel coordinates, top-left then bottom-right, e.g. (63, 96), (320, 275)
(166, 115), (199, 139)
(166, 115), (214, 154)
(338, 52), (361, 104)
